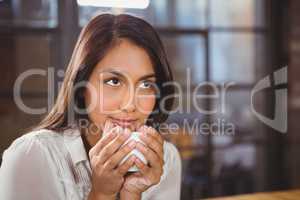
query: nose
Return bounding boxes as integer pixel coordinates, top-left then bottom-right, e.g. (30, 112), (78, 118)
(119, 86), (136, 113)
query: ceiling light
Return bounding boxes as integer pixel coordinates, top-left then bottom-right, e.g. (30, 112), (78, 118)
(77, 0), (150, 9)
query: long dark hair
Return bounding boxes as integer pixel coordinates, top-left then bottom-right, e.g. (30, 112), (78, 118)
(34, 13), (175, 132)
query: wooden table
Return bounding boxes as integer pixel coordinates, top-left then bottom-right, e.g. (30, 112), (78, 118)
(204, 190), (300, 200)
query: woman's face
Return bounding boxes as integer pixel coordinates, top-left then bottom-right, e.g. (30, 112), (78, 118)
(84, 39), (157, 132)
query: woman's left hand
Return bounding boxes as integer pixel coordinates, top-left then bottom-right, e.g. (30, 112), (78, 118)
(120, 125), (164, 198)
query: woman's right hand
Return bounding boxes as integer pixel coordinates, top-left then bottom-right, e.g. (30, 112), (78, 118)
(88, 119), (137, 200)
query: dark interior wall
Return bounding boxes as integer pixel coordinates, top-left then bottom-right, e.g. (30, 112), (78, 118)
(265, 0), (300, 191)
(288, 0), (300, 189)
(264, 0), (290, 191)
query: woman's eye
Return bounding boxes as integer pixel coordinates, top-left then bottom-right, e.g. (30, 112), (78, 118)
(139, 81), (154, 89)
(104, 78), (121, 87)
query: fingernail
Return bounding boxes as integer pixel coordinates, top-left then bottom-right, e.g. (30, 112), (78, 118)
(104, 119), (113, 131)
(137, 142), (144, 149)
(147, 126), (154, 133)
(131, 155), (137, 161)
(143, 125), (148, 130)
(139, 125), (146, 132)
(140, 133), (147, 139)
(103, 122), (108, 132)
(128, 140), (136, 148)
(116, 126), (123, 134)
(147, 126), (153, 133)
(124, 128), (130, 133)
(110, 131), (117, 137)
(124, 128), (131, 137)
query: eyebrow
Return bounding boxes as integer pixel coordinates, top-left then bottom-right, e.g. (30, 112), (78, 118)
(101, 69), (156, 81)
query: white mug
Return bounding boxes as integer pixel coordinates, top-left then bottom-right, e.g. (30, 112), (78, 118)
(119, 131), (148, 172)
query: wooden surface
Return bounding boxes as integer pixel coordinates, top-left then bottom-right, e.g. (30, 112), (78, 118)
(204, 190), (300, 200)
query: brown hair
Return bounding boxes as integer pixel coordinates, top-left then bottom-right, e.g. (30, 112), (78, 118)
(33, 13), (175, 132)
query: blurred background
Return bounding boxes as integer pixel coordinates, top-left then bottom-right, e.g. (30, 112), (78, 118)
(0, 0), (299, 199)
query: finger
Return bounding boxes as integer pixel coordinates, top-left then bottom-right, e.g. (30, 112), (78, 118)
(98, 127), (131, 164)
(89, 119), (116, 156)
(103, 140), (136, 170)
(136, 142), (163, 168)
(102, 119), (115, 137)
(116, 155), (137, 175)
(147, 126), (164, 145)
(138, 125), (163, 145)
(88, 129), (118, 158)
(139, 133), (164, 161)
(90, 127), (118, 154)
(135, 157), (150, 175)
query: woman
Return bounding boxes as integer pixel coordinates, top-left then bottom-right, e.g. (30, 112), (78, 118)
(0, 13), (181, 200)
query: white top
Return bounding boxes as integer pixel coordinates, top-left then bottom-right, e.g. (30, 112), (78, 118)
(0, 128), (182, 200)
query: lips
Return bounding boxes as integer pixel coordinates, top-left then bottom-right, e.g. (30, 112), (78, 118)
(111, 117), (138, 128)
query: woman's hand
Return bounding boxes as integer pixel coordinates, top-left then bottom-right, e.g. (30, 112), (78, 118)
(120, 125), (164, 199)
(88, 120), (137, 200)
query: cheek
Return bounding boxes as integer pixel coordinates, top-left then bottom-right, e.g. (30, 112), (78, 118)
(136, 95), (156, 115)
(98, 88), (122, 112)
(85, 85), (122, 114)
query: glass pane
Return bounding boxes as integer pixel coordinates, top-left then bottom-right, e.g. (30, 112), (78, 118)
(0, 97), (47, 153)
(212, 141), (257, 194)
(0, 34), (15, 91)
(210, 33), (266, 83)
(78, 0), (207, 28)
(78, 5), (154, 27)
(210, 88), (266, 196)
(161, 36), (208, 158)
(11, 0), (58, 28)
(161, 36), (206, 141)
(173, 0), (207, 28)
(210, 0), (265, 28)
(14, 34), (53, 93)
(162, 35), (206, 86)
(211, 89), (265, 140)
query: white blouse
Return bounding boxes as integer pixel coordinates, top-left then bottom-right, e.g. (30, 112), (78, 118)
(0, 127), (182, 200)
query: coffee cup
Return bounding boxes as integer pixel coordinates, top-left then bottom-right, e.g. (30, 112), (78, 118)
(119, 131), (148, 172)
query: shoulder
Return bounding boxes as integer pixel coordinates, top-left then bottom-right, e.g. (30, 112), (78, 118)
(4, 128), (60, 149)
(0, 128), (68, 179)
(0, 129), (56, 177)
(162, 140), (182, 177)
(1, 129), (62, 167)
(0, 129), (66, 199)
(163, 141), (181, 165)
